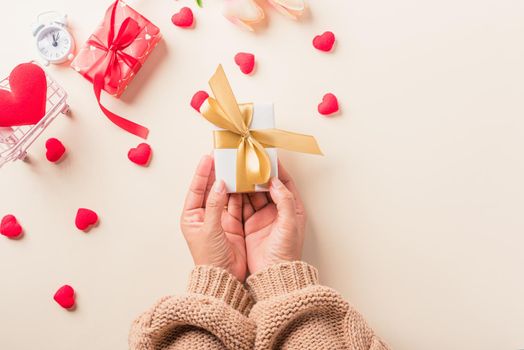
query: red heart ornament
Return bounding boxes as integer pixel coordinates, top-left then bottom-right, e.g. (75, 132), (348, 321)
(75, 208), (98, 231)
(54, 285), (75, 309)
(45, 138), (66, 163)
(0, 63), (47, 127)
(318, 93), (339, 115)
(313, 31), (336, 52)
(0, 214), (23, 238)
(191, 91), (209, 112)
(128, 143), (152, 166)
(172, 7), (194, 27)
(234, 53), (255, 74)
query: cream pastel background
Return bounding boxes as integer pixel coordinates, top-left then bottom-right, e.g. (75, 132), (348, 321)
(0, 0), (523, 349)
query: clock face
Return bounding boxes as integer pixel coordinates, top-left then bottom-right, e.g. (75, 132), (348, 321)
(36, 26), (73, 63)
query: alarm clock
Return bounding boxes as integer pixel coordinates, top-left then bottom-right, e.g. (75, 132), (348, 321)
(32, 12), (75, 65)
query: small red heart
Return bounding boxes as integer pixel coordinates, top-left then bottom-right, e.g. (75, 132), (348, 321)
(0, 63), (47, 127)
(75, 208), (98, 231)
(45, 138), (66, 163)
(128, 143), (152, 166)
(190, 91), (209, 112)
(313, 31), (336, 52)
(318, 93), (339, 115)
(172, 7), (194, 27)
(54, 285), (75, 309)
(234, 53), (255, 75)
(0, 214), (23, 239)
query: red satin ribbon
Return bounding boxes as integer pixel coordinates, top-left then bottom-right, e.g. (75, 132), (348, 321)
(87, 0), (149, 139)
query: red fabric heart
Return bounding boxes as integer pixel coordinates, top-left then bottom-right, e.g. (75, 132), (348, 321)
(0, 63), (47, 127)
(75, 208), (98, 231)
(128, 143), (152, 166)
(172, 7), (194, 27)
(313, 31), (336, 52)
(54, 285), (75, 309)
(0, 214), (23, 239)
(234, 53), (255, 74)
(45, 138), (66, 163)
(191, 91), (209, 112)
(318, 93), (339, 115)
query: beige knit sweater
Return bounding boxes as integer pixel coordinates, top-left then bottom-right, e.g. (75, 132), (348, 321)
(129, 261), (390, 350)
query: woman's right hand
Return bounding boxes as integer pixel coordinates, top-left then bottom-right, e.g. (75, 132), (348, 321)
(180, 155), (247, 282)
(242, 162), (307, 274)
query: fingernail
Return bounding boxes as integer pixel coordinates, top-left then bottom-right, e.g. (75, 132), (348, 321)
(213, 180), (225, 193)
(271, 177), (283, 188)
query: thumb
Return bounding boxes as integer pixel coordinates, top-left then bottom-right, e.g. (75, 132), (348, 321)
(269, 177), (297, 225)
(203, 180), (228, 236)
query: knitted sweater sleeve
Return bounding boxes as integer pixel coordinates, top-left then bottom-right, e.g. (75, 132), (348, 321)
(246, 261), (391, 350)
(129, 266), (255, 350)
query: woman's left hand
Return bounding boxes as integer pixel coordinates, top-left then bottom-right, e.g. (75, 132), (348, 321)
(180, 155), (247, 282)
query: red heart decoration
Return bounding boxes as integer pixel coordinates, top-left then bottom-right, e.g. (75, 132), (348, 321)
(0, 63), (47, 127)
(172, 7), (194, 27)
(318, 93), (339, 115)
(0, 214), (23, 239)
(45, 138), (66, 163)
(75, 208), (98, 231)
(313, 31), (336, 52)
(54, 285), (75, 309)
(234, 52), (255, 74)
(128, 143), (152, 166)
(190, 91), (209, 112)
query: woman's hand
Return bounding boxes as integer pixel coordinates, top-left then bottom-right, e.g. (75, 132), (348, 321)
(180, 155), (247, 282)
(243, 163), (306, 274)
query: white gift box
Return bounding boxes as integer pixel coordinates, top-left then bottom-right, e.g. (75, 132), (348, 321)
(213, 103), (278, 193)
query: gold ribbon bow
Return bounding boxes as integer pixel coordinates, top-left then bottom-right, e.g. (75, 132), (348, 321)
(200, 65), (323, 192)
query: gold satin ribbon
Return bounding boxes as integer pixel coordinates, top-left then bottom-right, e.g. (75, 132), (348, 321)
(200, 65), (323, 192)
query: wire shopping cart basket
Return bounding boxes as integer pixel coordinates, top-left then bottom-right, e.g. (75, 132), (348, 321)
(0, 63), (69, 168)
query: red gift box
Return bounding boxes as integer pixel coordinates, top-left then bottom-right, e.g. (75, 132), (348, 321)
(71, 0), (161, 138)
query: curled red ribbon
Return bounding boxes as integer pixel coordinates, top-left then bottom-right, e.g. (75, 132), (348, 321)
(87, 0), (149, 139)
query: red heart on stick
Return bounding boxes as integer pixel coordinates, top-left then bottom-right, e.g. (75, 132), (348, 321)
(172, 7), (194, 27)
(313, 31), (336, 52)
(54, 285), (75, 309)
(0, 63), (47, 127)
(128, 143), (152, 166)
(318, 93), (339, 115)
(0, 214), (23, 239)
(234, 53), (255, 74)
(45, 138), (66, 163)
(75, 208), (98, 231)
